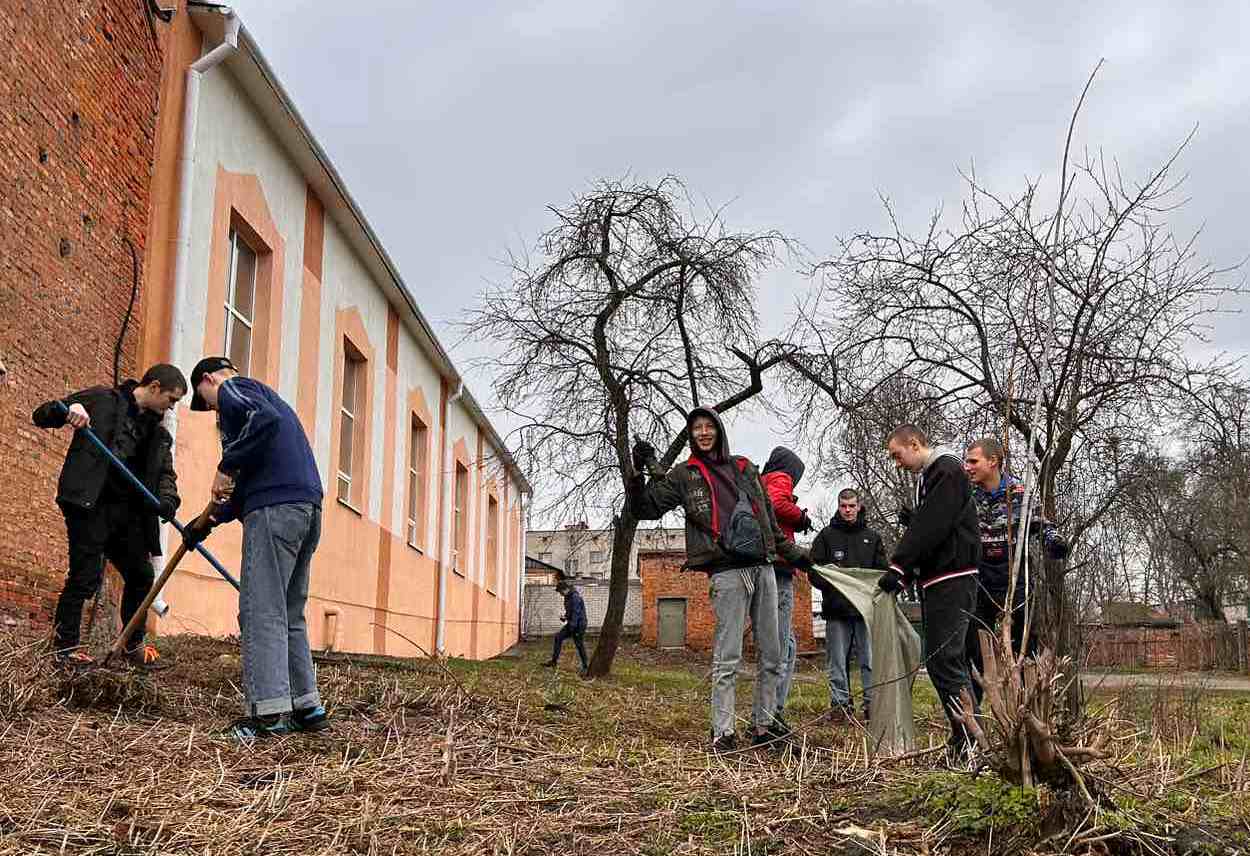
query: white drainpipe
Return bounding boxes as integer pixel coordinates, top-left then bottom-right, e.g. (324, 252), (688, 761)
(159, 8), (239, 567)
(435, 381), (464, 654)
(168, 8), (239, 438)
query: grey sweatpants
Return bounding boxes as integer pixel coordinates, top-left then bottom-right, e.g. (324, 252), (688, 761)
(710, 565), (780, 738)
(239, 502), (322, 717)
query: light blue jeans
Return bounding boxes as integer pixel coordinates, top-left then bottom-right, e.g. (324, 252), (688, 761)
(239, 502), (322, 717)
(825, 614), (872, 709)
(709, 565), (780, 738)
(775, 571), (797, 716)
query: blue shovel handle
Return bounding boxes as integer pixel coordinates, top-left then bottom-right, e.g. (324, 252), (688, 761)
(54, 400), (240, 591)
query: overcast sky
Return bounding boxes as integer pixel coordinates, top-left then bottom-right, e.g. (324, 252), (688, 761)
(225, 0), (1249, 519)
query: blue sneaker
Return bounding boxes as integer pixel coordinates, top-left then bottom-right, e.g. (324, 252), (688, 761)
(291, 705), (330, 733)
(226, 714), (292, 741)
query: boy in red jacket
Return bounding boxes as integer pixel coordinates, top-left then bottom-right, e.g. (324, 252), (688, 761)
(760, 447), (813, 726)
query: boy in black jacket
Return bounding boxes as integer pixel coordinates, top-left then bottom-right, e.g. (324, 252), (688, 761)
(810, 488), (887, 718)
(879, 424), (981, 761)
(33, 364), (187, 667)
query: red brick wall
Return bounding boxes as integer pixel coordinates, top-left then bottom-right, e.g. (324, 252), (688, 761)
(640, 551), (815, 653)
(0, 2), (165, 625)
(1083, 623), (1247, 672)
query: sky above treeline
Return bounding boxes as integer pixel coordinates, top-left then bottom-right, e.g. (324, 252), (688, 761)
(224, 0), (1250, 521)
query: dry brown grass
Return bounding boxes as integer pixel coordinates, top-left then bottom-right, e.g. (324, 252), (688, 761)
(0, 631), (1247, 855)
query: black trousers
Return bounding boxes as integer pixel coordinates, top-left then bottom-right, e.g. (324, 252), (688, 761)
(54, 502), (154, 652)
(966, 576), (1040, 708)
(552, 626), (588, 669)
(920, 575), (977, 744)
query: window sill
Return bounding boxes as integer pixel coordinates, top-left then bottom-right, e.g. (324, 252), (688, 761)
(336, 496), (364, 517)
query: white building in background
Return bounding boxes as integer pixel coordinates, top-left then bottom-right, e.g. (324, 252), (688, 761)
(526, 524), (684, 579)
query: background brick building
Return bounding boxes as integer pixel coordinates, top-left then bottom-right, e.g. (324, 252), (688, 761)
(639, 550), (815, 653)
(0, 1), (167, 625)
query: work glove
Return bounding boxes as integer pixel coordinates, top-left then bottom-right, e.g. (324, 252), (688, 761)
(157, 498), (178, 523)
(897, 507), (913, 528)
(182, 516), (215, 550)
(877, 567), (910, 595)
(796, 511), (814, 534)
(1046, 535), (1070, 561)
(631, 439), (657, 476)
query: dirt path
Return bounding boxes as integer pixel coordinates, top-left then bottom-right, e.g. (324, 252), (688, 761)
(1081, 670), (1250, 692)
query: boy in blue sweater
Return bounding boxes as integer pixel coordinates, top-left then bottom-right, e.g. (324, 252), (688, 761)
(183, 356), (328, 740)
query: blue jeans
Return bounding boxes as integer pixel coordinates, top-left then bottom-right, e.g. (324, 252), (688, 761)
(709, 565), (780, 738)
(239, 502), (322, 717)
(825, 614), (872, 709)
(775, 572), (797, 715)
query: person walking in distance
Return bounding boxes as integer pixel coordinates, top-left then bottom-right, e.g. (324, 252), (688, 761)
(759, 447), (813, 728)
(545, 578), (589, 674)
(629, 408), (813, 752)
(963, 437), (1067, 707)
(809, 487), (888, 721)
(32, 364), (187, 668)
(181, 357), (328, 740)
(879, 425), (981, 763)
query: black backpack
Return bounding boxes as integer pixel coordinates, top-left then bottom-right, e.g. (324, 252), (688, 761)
(720, 460), (767, 562)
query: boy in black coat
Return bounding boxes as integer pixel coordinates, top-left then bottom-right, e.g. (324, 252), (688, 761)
(33, 364), (187, 667)
(879, 424), (981, 761)
(810, 487), (887, 718)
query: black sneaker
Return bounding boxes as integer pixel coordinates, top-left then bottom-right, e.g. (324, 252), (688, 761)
(291, 705), (329, 733)
(541, 661), (557, 668)
(751, 731), (784, 751)
(226, 714), (292, 741)
(768, 715), (792, 741)
(712, 733), (738, 753)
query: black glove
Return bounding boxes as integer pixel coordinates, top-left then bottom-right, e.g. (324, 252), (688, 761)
(898, 507), (913, 528)
(182, 516), (214, 550)
(877, 567), (909, 595)
(157, 498), (178, 522)
(796, 511), (814, 534)
(1046, 535), (1069, 561)
(791, 550), (814, 572)
(631, 439), (657, 475)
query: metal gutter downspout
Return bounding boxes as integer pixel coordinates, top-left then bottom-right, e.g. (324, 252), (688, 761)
(157, 7), (238, 570)
(169, 7), (239, 435)
(435, 380), (464, 654)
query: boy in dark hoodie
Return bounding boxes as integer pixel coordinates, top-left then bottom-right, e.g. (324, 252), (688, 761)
(760, 447), (813, 724)
(810, 487), (887, 719)
(880, 424), (981, 762)
(630, 408), (812, 752)
(32, 364), (187, 668)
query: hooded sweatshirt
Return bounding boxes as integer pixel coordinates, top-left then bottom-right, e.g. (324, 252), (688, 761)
(889, 446), (981, 589)
(761, 447), (807, 575)
(810, 506), (889, 618)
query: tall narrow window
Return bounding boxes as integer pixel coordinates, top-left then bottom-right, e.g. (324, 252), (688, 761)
(486, 495), (500, 594)
(452, 462), (469, 573)
(223, 228), (257, 373)
(337, 345), (364, 503)
(406, 415), (429, 548)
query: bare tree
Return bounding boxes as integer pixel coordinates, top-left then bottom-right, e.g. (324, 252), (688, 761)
(784, 124), (1241, 709)
(463, 177), (792, 675)
(1125, 382), (1250, 619)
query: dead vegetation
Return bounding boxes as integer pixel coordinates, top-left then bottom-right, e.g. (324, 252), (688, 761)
(0, 631), (1247, 855)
